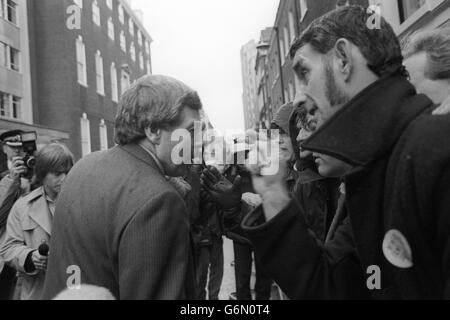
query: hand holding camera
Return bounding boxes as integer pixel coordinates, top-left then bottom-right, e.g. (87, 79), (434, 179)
(9, 157), (27, 181)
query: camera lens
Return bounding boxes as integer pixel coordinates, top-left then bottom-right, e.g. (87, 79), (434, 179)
(26, 157), (36, 169)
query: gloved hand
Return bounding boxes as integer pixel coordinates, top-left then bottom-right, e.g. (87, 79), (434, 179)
(201, 166), (242, 209)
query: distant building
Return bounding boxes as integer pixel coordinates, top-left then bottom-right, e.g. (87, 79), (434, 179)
(255, 27), (273, 129)
(27, 0), (153, 159)
(372, 0), (449, 40)
(240, 40), (258, 130)
(0, 0), (68, 151)
(247, 0), (368, 129)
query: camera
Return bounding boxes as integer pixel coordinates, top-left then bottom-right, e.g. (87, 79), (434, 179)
(20, 132), (37, 179)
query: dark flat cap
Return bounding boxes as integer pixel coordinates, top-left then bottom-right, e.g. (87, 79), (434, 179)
(0, 130), (25, 147)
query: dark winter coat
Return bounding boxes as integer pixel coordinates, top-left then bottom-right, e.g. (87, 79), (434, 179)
(42, 144), (197, 300)
(242, 76), (450, 299)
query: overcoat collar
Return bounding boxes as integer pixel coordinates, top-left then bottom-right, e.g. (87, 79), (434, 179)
(27, 187), (52, 236)
(302, 77), (434, 167)
(119, 143), (164, 175)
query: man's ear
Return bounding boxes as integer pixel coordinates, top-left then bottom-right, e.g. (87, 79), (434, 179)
(144, 127), (162, 145)
(334, 38), (353, 82)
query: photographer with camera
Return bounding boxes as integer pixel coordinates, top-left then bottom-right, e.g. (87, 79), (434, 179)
(0, 143), (73, 300)
(0, 130), (35, 300)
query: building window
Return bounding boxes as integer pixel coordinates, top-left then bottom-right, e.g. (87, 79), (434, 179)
(110, 62), (118, 102)
(0, 92), (9, 117)
(12, 95), (20, 119)
(9, 47), (19, 71)
(108, 17), (115, 40)
(74, 0), (82, 8)
(284, 88), (290, 103)
(288, 11), (296, 44)
(138, 31), (143, 46)
(106, 0), (112, 10)
(99, 119), (108, 151)
(145, 41), (150, 55)
(121, 69), (130, 95)
(118, 4), (124, 24)
(0, 91), (21, 120)
(0, 42), (20, 72)
(279, 36), (285, 65)
(0, 42), (6, 68)
(92, 0), (100, 26)
(76, 36), (87, 86)
(95, 50), (105, 95)
(80, 113), (91, 157)
(139, 52), (144, 70)
(129, 19), (134, 36)
(130, 42), (136, 62)
(283, 26), (290, 57)
(146, 60), (151, 75)
(299, 0), (308, 21)
(5, 0), (17, 25)
(120, 31), (126, 52)
(398, 0), (426, 23)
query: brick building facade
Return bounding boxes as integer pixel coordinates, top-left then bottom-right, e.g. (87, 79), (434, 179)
(243, 0), (368, 129)
(28, 0), (152, 159)
(371, 0), (449, 40)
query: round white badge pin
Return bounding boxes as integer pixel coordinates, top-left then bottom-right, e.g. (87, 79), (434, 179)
(382, 229), (413, 269)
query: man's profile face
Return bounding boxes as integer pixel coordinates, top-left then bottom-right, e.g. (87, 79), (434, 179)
(404, 52), (450, 105)
(158, 107), (202, 177)
(293, 44), (353, 177)
(293, 93), (317, 160)
(3, 144), (24, 161)
(293, 44), (347, 129)
(279, 134), (294, 162)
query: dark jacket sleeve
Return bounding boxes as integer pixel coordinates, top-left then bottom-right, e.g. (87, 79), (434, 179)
(118, 191), (192, 300)
(0, 175), (21, 229)
(242, 198), (368, 299)
(222, 201), (254, 245)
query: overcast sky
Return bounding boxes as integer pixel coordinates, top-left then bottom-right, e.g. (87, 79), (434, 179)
(131, 0), (279, 131)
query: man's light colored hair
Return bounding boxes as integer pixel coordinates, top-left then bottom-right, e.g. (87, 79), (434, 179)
(403, 28), (450, 81)
(114, 75), (202, 146)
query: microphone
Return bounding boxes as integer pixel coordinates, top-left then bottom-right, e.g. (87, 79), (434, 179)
(38, 242), (50, 256)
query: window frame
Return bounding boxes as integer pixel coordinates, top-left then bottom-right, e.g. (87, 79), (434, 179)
(107, 17), (115, 40)
(129, 18), (134, 36)
(6, 0), (17, 26)
(92, 0), (101, 26)
(76, 36), (88, 87)
(120, 31), (126, 52)
(130, 42), (136, 62)
(118, 4), (124, 24)
(110, 62), (118, 102)
(99, 119), (108, 151)
(80, 113), (92, 157)
(95, 50), (105, 96)
(121, 69), (130, 95)
(299, 0), (308, 22)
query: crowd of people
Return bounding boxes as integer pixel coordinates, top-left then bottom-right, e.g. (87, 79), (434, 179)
(0, 5), (449, 300)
